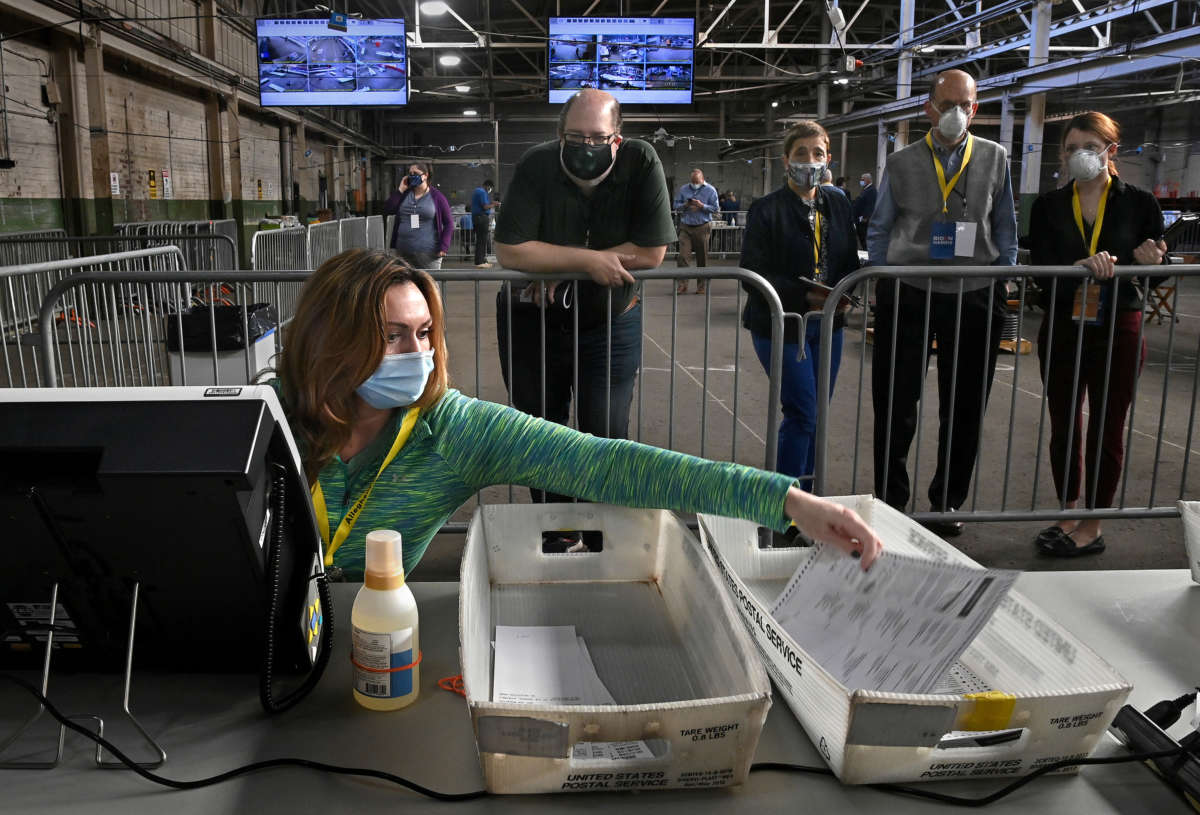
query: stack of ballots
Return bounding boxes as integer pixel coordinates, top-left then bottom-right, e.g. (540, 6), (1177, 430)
(698, 495), (1132, 785)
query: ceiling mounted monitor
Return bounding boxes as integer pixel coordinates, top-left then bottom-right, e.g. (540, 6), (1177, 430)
(257, 18), (408, 107)
(548, 17), (695, 105)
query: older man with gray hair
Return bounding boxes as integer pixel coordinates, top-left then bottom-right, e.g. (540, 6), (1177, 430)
(673, 167), (719, 294)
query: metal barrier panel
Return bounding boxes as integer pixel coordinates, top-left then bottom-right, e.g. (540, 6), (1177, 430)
(307, 222), (342, 270)
(812, 264), (1200, 525)
(0, 229), (70, 266)
(340, 217), (368, 250)
(667, 212), (747, 260)
(251, 228), (308, 271)
(367, 215), (384, 250)
(1, 247), (188, 388)
(0, 234), (236, 276)
(384, 215), (395, 250)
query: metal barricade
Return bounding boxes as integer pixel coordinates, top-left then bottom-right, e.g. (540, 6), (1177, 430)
(113, 220), (239, 270)
(384, 215), (395, 250)
(0, 229), (70, 266)
(667, 213), (746, 260)
(366, 215), (384, 250)
(251, 228), (307, 271)
(0, 234), (236, 274)
(307, 222), (341, 270)
(2, 247), (188, 388)
(340, 217), (368, 250)
(813, 264), (1200, 526)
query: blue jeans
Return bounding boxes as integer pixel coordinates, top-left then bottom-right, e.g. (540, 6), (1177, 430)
(752, 322), (843, 488)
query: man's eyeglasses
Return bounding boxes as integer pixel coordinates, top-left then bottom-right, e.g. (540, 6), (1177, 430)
(931, 99), (975, 115)
(562, 132), (619, 146)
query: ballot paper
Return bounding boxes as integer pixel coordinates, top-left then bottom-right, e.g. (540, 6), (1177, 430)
(492, 625), (617, 705)
(769, 544), (1018, 694)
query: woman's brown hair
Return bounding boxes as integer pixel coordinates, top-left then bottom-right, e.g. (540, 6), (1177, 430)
(279, 249), (449, 483)
(1061, 111), (1120, 177)
(783, 120), (831, 159)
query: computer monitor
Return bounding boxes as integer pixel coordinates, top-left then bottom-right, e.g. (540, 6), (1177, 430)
(257, 18), (408, 107)
(0, 386), (326, 678)
(548, 17), (695, 104)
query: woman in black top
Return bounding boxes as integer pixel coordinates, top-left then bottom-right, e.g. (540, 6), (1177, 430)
(1028, 111), (1168, 557)
(740, 120), (860, 487)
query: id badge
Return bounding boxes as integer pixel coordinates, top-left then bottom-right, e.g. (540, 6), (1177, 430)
(1072, 281), (1105, 325)
(930, 219), (955, 260)
(409, 213), (420, 229)
(954, 222), (977, 257)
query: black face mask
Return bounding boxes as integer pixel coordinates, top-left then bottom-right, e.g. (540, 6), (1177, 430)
(560, 141), (614, 181)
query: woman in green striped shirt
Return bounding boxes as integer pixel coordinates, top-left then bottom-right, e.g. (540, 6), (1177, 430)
(278, 250), (882, 579)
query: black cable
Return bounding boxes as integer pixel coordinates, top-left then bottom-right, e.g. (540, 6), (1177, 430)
(752, 742), (1199, 807)
(259, 463), (333, 714)
(0, 672), (486, 800)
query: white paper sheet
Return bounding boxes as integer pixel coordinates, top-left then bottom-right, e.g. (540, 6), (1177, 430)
(492, 626), (618, 705)
(770, 544), (1018, 694)
(492, 625), (588, 705)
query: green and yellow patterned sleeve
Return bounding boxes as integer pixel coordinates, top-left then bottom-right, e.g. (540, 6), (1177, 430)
(431, 392), (796, 531)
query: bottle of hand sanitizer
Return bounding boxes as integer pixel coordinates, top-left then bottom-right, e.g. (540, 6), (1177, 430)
(351, 529), (420, 710)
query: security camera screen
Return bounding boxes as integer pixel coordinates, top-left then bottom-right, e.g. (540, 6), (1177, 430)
(548, 17), (694, 104)
(257, 18), (407, 106)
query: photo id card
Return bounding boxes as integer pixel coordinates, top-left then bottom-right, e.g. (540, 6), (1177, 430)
(410, 213), (420, 229)
(1072, 281), (1106, 324)
(930, 219), (956, 259)
(954, 222), (977, 257)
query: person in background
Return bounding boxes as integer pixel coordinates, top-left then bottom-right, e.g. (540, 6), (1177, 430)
(835, 176), (851, 198)
(851, 172), (876, 249)
(720, 191), (740, 225)
(867, 68), (1017, 537)
(494, 89), (675, 501)
(674, 168), (720, 294)
(384, 162), (453, 270)
(277, 249), (883, 579)
(740, 121), (860, 488)
(820, 168), (847, 198)
(470, 178), (499, 268)
(1028, 111), (1168, 557)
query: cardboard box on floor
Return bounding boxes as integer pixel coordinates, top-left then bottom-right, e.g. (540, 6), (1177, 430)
(698, 496), (1133, 785)
(459, 503), (772, 795)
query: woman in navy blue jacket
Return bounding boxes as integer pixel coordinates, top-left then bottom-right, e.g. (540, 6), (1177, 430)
(740, 121), (860, 487)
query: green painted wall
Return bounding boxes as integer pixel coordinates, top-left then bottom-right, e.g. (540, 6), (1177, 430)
(0, 199), (66, 234)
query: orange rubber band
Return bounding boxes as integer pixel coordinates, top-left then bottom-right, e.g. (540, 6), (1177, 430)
(437, 674), (465, 696)
(350, 650), (423, 673)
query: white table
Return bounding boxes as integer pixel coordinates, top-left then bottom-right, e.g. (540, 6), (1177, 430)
(2, 570), (1196, 813)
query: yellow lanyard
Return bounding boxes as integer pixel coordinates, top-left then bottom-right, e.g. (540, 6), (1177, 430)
(1071, 177), (1111, 257)
(311, 406), (420, 566)
(813, 209), (822, 279)
(925, 132), (975, 215)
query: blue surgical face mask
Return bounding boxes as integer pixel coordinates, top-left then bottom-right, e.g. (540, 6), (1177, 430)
(356, 349), (435, 409)
(407, 173), (424, 189)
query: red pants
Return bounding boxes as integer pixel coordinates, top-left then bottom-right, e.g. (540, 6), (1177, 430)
(1037, 311), (1145, 508)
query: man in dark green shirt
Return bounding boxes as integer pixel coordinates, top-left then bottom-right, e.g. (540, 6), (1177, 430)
(495, 89), (675, 501)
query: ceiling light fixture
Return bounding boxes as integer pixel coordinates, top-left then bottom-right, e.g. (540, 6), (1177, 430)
(455, 84), (470, 92)
(421, 1), (450, 14)
(463, 109), (478, 116)
(771, 100), (779, 108)
(439, 54), (462, 67)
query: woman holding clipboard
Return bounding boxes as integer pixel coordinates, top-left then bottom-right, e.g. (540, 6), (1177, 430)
(1028, 111), (1169, 557)
(739, 121), (861, 488)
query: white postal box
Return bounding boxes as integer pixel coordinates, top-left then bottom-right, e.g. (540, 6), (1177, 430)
(698, 496), (1133, 785)
(459, 503), (773, 794)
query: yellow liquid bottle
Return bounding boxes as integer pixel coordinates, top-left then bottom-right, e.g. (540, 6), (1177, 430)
(351, 530), (420, 710)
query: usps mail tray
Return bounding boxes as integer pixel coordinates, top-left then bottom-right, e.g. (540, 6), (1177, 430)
(698, 495), (1132, 785)
(459, 503), (772, 794)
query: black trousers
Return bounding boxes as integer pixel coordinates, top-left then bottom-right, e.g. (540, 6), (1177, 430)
(472, 214), (490, 265)
(871, 279), (1005, 512)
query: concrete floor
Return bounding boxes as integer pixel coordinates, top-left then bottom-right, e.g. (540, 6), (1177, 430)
(413, 262), (1197, 580)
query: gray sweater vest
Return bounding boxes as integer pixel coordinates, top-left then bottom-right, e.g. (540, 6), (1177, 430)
(884, 133), (1009, 292)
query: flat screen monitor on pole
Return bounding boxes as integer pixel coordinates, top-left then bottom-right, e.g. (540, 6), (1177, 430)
(548, 17), (695, 105)
(257, 18), (408, 107)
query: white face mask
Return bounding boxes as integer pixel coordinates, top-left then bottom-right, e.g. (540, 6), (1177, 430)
(1068, 149), (1107, 182)
(936, 105), (969, 142)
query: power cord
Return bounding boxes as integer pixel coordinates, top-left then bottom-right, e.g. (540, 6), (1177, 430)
(0, 672), (487, 801)
(752, 742), (1199, 807)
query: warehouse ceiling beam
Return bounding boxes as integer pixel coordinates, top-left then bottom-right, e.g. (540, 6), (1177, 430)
(508, 0), (547, 34)
(823, 25), (1200, 132)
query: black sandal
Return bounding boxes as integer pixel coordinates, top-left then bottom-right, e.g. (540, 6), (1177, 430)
(1037, 533), (1105, 558)
(1034, 525), (1070, 546)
